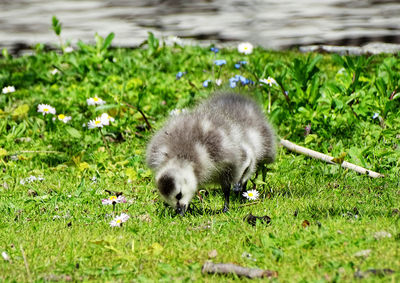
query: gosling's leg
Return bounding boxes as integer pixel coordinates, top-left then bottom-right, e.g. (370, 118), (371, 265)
(222, 182), (231, 213)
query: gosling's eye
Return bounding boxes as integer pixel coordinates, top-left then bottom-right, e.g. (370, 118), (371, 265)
(175, 192), (182, 200)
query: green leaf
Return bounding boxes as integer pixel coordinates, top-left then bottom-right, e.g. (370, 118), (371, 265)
(147, 32), (159, 56)
(375, 77), (387, 96)
(94, 104), (119, 112)
(0, 148), (7, 157)
(333, 98), (344, 110)
(305, 134), (317, 144)
(1, 48), (10, 59)
(307, 76), (321, 106)
(306, 54), (322, 76)
(52, 16), (62, 36)
(65, 126), (82, 139)
(12, 104), (29, 119)
(331, 54), (345, 67)
(95, 33), (104, 51)
(102, 32), (115, 51)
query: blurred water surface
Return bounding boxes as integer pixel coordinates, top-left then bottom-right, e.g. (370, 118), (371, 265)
(1, 0), (400, 53)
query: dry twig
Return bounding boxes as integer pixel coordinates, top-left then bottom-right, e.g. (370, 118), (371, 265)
(8, 150), (64, 156)
(20, 245), (32, 282)
(280, 139), (384, 178)
(202, 262), (278, 279)
(123, 101), (152, 130)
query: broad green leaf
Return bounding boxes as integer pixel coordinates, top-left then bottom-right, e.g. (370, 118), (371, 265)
(0, 148), (7, 157)
(126, 167), (137, 181)
(305, 134), (317, 144)
(78, 162), (90, 171)
(102, 32), (115, 51)
(52, 16), (61, 36)
(65, 126), (82, 139)
(12, 104), (29, 119)
(95, 104), (119, 112)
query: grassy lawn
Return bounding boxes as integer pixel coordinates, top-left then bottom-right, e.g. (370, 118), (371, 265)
(1, 31), (400, 282)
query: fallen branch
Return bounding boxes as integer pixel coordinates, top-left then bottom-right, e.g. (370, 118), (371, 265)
(237, 200), (261, 208)
(123, 101), (152, 130)
(280, 139), (384, 178)
(20, 245), (32, 282)
(202, 262), (277, 279)
(8, 150), (64, 155)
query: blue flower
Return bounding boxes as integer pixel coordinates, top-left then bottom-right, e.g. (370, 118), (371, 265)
(229, 75), (253, 88)
(210, 47), (219, 53)
(176, 71), (184, 80)
(235, 61), (248, 69)
(235, 75), (247, 84)
(214, 59), (227, 66)
(203, 80), (211, 87)
(372, 113), (379, 119)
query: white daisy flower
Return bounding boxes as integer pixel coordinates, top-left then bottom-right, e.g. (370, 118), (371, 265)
(87, 117), (103, 129)
(100, 113), (115, 126)
(165, 35), (184, 47)
(20, 175), (44, 185)
(27, 175), (37, 182)
(57, 114), (72, 123)
(2, 251), (10, 261)
(260, 77), (277, 87)
(110, 213), (130, 227)
(87, 96), (106, 106)
(64, 46), (74, 53)
(2, 86), (15, 94)
(242, 189), (260, 200)
(238, 42), (254, 55)
(37, 104), (56, 115)
(10, 155), (18, 161)
(50, 68), (59, 75)
(102, 195), (127, 205)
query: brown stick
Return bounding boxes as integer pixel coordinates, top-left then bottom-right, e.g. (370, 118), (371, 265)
(123, 101), (152, 130)
(20, 245), (32, 282)
(280, 139), (384, 178)
(389, 89), (396, 100)
(9, 150), (64, 155)
(202, 262), (277, 279)
(237, 200), (261, 208)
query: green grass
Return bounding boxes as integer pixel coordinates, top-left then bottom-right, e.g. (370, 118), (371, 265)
(1, 33), (400, 282)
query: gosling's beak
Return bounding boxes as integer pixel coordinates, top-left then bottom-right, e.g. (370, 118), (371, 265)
(176, 204), (187, 216)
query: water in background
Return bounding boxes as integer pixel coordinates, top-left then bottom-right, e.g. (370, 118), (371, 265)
(1, 0), (400, 54)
